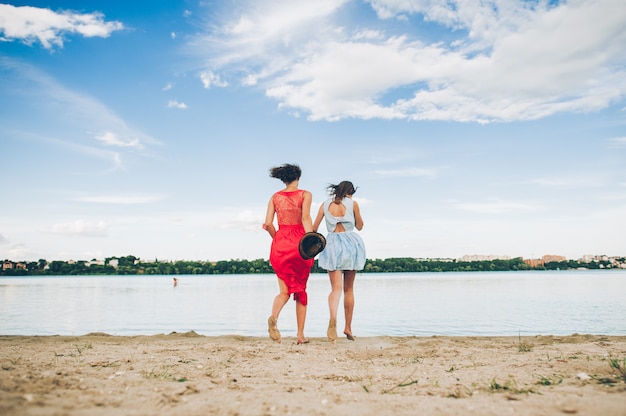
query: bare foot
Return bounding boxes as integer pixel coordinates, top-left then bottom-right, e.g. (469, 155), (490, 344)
(268, 316), (281, 343)
(296, 338), (309, 345)
(327, 318), (337, 342)
(343, 331), (355, 341)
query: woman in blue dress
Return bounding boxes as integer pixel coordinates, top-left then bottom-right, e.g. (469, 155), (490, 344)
(313, 181), (366, 342)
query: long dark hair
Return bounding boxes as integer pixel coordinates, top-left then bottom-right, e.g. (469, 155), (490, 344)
(327, 181), (357, 204)
(269, 164), (301, 184)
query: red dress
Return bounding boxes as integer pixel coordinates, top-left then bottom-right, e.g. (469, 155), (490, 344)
(269, 190), (314, 305)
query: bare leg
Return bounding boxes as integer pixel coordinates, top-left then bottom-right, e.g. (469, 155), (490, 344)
(327, 270), (343, 341)
(271, 278), (290, 318)
(296, 300), (308, 343)
(269, 278), (289, 342)
(343, 270), (356, 340)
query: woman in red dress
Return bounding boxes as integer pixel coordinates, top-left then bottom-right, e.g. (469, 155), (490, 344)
(263, 164), (314, 344)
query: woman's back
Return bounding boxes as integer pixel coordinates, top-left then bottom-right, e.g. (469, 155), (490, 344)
(323, 197), (356, 233)
(273, 190), (304, 226)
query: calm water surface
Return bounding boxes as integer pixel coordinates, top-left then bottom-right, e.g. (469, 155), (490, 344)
(1, 271), (624, 337)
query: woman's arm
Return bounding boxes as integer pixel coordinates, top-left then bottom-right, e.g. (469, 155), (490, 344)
(301, 190), (313, 233)
(263, 197), (276, 238)
(312, 203), (324, 232)
(353, 200), (364, 231)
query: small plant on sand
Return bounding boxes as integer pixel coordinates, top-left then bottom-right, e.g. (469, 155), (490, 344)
(143, 364), (174, 380)
(382, 378), (419, 394)
(447, 384), (473, 398)
(468, 354), (478, 368)
(608, 356), (626, 382)
(535, 374), (563, 386)
(489, 376), (536, 394)
(63, 342), (93, 359)
(361, 376), (374, 393)
(382, 371), (419, 394)
(517, 333), (532, 352)
(489, 378), (506, 391)
(9, 355), (23, 366)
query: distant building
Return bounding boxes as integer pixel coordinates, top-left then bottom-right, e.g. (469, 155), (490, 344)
(459, 255), (511, 262)
(523, 259), (544, 268)
(416, 257), (455, 262)
(1, 261), (27, 271)
(542, 254), (566, 263)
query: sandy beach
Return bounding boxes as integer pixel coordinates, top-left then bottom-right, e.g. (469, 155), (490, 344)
(1, 333), (625, 415)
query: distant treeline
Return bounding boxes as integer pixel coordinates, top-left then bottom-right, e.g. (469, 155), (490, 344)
(1, 256), (621, 276)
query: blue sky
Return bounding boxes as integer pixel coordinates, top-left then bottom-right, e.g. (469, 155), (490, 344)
(1, 0), (625, 262)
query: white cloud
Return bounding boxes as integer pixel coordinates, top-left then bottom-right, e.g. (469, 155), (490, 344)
(193, 0), (626, 123)
(167, 100), (188, 109)
(162, 83), (173, 91)
(0, 4), (123, 49)
(200, 71), (228, 88)
(0, 233), (7, 244)
(42, 220), (109, 237)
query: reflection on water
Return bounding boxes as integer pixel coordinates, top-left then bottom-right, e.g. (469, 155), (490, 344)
(1, 271), (625, 337)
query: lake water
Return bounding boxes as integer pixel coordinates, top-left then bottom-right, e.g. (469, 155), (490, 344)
(1, 271), (625, 338)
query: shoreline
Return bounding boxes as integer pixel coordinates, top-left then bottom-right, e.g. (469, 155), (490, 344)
(1, 333), (625, 415)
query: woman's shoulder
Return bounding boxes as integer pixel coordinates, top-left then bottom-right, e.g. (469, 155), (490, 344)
(274, 189), (303, 195)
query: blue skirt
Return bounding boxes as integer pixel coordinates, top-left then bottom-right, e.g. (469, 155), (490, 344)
(317, 231), (366, 271)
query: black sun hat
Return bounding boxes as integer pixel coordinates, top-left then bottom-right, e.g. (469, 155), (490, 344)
(298, 232), (326, 260)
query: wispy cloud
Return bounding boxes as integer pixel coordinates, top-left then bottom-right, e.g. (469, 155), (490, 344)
(192, 0), (626, 123)
(42, 220), (108, 237)
(6, 243), (28, 259)
(0, 4), (123, 49)
(1, 58), (159, 169)
(455, 199), (538, 214)
(374, 167), (437, 178)
(220, 210), (263, 231)
(95, 131), (143, 149)
(528, 175), (604, 189)
(364, 147), (427, 165)
(73, 195), (166, 204)
(608, 136), (626, 148)
(167, 100), (188, 109)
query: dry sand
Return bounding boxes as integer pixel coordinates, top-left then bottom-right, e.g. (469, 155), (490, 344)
(1, 333), (625, 415)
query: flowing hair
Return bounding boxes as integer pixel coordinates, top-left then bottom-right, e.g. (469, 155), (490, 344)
(269, 164), (301, 184)
(327, 181), (357, 204)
